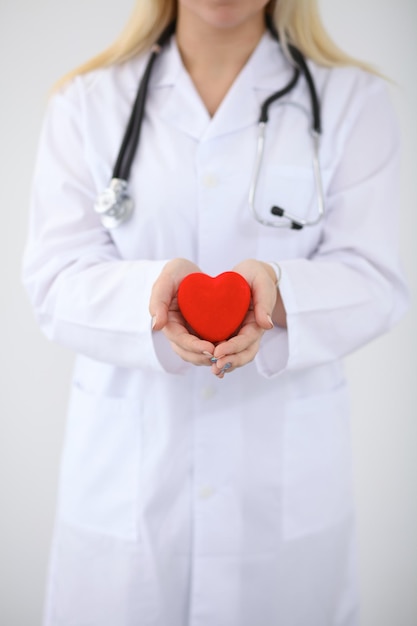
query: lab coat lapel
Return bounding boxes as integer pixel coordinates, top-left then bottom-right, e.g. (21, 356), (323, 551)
(202, 32), (291, 142)
(150, 32), (293, 141)
(149, 39), (210, 140)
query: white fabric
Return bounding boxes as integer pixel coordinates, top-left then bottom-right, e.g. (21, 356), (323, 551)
(23, 32), (409, 626)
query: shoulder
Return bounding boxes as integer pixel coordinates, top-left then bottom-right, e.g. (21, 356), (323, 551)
(48, 53), (149, 117)
(306, 62), (397, 143)
(311, 61), (387, 102)
(309, 61), (391, 119)
(48, 35), (180, 114)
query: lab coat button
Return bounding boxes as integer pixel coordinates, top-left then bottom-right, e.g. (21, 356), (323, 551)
(199, 486), (216, 499)
(202, 174), (217, 188)
(201, 386), (216, 400)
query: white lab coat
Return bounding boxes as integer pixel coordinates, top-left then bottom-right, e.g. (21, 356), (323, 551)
(23, 32), (408, 626)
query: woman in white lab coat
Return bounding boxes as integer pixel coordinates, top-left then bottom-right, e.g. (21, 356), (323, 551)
(23, 1), (409, 625)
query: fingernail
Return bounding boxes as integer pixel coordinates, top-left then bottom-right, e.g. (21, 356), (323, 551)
(151, 316), (157, 330)
(267, 314), (274, 328)
(219, 362), (232, 374)
(210, 357), (218, 363)
(202, 351), (214, 357)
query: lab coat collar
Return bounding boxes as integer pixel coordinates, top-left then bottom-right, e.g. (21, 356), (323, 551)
(148, 30), (295, 141)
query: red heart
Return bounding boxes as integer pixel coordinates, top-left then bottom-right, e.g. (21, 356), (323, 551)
(177, 272), (251, 343)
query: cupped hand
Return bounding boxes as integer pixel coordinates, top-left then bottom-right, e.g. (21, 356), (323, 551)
(149, 258), (216, 365)
(210, 259), (285, 378)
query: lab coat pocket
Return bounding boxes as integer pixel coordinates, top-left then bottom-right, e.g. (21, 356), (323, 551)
(282, 383), (354, 540)
(57, 383), (141, 540)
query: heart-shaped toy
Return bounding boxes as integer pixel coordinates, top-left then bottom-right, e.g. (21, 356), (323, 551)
(177, 271), (251, 343)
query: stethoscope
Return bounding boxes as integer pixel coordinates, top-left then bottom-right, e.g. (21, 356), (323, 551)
(94, 16), (324, 231)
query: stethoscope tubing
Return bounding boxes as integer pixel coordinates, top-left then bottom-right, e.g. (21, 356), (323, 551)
(113, 21), (176, 181)
(94, 16), (325, 230)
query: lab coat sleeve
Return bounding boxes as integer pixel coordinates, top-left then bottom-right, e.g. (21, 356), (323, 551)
(22, 83), (188, 373)
(255, 77), (410, 378)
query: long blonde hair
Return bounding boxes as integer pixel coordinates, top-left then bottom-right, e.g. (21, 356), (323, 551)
(55, 0), (375, 89)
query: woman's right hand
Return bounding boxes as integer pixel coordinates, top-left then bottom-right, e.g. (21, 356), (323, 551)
(149, 258), (216, 365)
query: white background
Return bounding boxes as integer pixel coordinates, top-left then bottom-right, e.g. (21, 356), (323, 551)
(0, 0), (415, 624)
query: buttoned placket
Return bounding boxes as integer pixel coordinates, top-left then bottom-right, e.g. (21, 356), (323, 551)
(149, 33), (295, 625)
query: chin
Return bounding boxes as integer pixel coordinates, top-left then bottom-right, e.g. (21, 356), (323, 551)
(182, 0), (268, 31)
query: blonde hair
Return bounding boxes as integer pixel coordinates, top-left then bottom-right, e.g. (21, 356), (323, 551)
(55, 0), (375, 89)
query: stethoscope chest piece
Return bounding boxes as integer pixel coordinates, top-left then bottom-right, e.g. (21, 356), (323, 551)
(94, 178), (133, 229)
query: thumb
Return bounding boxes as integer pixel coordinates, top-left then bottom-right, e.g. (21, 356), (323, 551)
(251, 276), (276, 330)
(149, 272), (176, 331)
(151, 305), (169, 332)
(254, 305), (274, 331)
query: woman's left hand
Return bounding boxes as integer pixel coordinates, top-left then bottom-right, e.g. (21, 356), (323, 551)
(210, 259), (285, 378)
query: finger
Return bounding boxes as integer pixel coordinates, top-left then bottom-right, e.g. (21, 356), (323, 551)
(213, 319), (262, 360)
(233, 261), (277, 331)
(170, 341), (216, 366)
(212, 361), (233, 378)
(168, 339), (216, 366)
(210, 331), (262, 376)
(149, 274), (176, 330)
(251, 275), (276, 330)
(163, 320), (215, 357)
(213, 339), (260, 373)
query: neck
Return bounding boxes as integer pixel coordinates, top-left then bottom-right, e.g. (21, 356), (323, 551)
(175, 7), (266, 116)
(176, 8), (266, 80)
